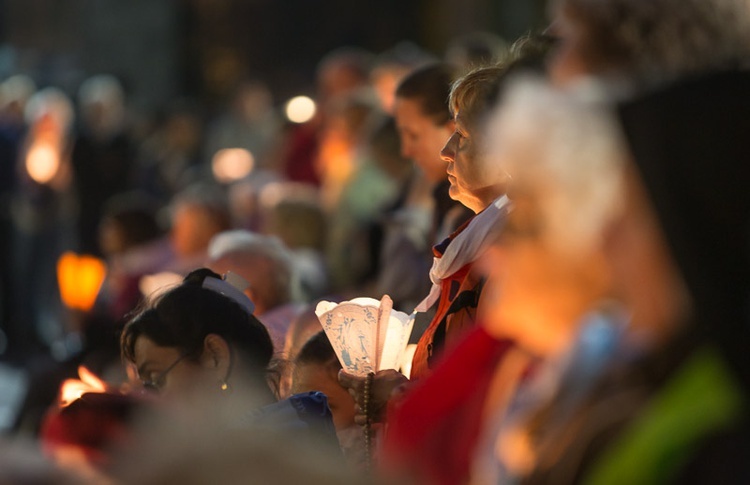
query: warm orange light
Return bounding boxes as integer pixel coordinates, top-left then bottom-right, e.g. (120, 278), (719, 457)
(285, 96), (316, 123)
(57, 252), (107, 311)
(59, 366), (107, 407)
(26, 141), (60, 184)
(211, 148), (255, 183)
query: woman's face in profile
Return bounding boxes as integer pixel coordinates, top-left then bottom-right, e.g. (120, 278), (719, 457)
(440, 113), (500, 212)
(133, 336), (205, 398)
(393, 96), (454, 184)
(478, 193), (612, 356)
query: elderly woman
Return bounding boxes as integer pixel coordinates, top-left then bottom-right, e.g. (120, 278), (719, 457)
(338, 59), (524, 436)
(407, 62), (514, 380)
(479, 70), (750, 485)
(343, 60), (517, 391)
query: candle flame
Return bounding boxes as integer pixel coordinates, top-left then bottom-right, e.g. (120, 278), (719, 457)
(59, 366), (107, 407)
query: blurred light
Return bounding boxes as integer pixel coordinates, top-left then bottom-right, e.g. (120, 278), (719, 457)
(59, 366), (107, 407)
(400, 343), (418, 379)
(139, 272), (182, 299)
(26, 142), (60, 184)
(285, 96), (316, 123)
(57, 252), (107, 312)
(212, 148), (254, 184)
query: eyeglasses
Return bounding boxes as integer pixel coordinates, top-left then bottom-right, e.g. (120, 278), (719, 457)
(141, 352), (191, 393)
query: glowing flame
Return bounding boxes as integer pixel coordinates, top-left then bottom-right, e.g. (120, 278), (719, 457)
(212, 148), (254, 184)
(285, 96), (316, 124)
(59, 366), (107, 407)
(57, 252), (107, 311)
(26, 142), (60, 184)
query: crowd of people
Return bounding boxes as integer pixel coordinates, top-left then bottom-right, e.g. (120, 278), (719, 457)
(1, 0), (750, 482)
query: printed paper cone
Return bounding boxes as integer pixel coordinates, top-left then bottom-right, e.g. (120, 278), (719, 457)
(315, 295), (414, 377)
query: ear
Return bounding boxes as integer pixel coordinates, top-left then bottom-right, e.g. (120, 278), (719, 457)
(201, 334), (232, 381)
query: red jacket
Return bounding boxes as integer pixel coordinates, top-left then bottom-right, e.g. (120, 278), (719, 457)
(382, 326), (515, 485)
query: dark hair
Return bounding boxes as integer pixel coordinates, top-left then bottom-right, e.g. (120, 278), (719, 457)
(120, 268), (274, 376)
(508, 31), (558, 70)
(101, 191), (163, 248)
(170, 182), (232, 232)
(395, 62), (457, 126)
(294, 331), (340, 371)
(445, 31), (510, 68)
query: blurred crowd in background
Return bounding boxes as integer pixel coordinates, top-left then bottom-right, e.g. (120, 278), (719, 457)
(1, 0), (750, 483)
(0, 21), (511, 473)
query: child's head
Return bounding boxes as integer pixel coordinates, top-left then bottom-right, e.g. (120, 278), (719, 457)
(292, 331), (355, 431)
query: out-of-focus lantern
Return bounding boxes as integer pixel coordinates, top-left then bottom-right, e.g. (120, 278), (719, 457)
(211, 148), (254, 184)
(25, 141), (60, 184)
(57, 252), (107, 312)
(315, 294), (415, 377)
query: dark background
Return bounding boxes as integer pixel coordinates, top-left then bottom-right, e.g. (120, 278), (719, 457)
(0, 0), (548, 117)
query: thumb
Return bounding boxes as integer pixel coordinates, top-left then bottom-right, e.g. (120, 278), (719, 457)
(338, 369), (360, 390)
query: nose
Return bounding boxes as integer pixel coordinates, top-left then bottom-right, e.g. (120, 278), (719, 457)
(440, 132), (458, 163)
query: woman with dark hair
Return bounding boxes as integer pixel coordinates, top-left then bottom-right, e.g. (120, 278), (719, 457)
(121, 268), (274, 401)
(120, 268), (339, 446)
(393, 62), (473, 243)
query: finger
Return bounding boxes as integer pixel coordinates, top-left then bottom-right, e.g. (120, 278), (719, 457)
(338, 369), (360, 389)
(354, 414), (368, 426)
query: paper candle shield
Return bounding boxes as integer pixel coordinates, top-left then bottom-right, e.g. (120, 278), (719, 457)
(315, 295), (414, 377)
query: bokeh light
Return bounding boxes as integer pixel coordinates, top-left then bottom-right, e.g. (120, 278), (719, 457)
(25, 142), (60, 184)
(284, 96), (316, 124)
(211, 148), (255, 184)
(139, 272), (183, 299)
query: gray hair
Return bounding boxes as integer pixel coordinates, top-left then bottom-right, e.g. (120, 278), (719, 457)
(208, 230), (298, 310)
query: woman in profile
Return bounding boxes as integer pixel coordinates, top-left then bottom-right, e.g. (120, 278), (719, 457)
(120, 268), (338, 442)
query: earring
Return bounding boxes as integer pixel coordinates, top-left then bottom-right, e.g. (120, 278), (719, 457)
(220, 380), (231, 392)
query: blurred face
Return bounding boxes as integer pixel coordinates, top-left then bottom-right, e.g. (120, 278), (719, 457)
(441, 113), (504, 213)
(292, 362), (356, 431)
(133, 336), (209, 398)
(547, 10), (592, 86)
(393, 96), (454, 184)
(98, 218), (126, 257)
(171, 204), (222, 258)
(601, 167), (688, 342)
(478, 193), (612, 357)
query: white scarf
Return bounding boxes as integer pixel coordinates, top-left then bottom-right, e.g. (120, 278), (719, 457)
(414, 195), (511, 313)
